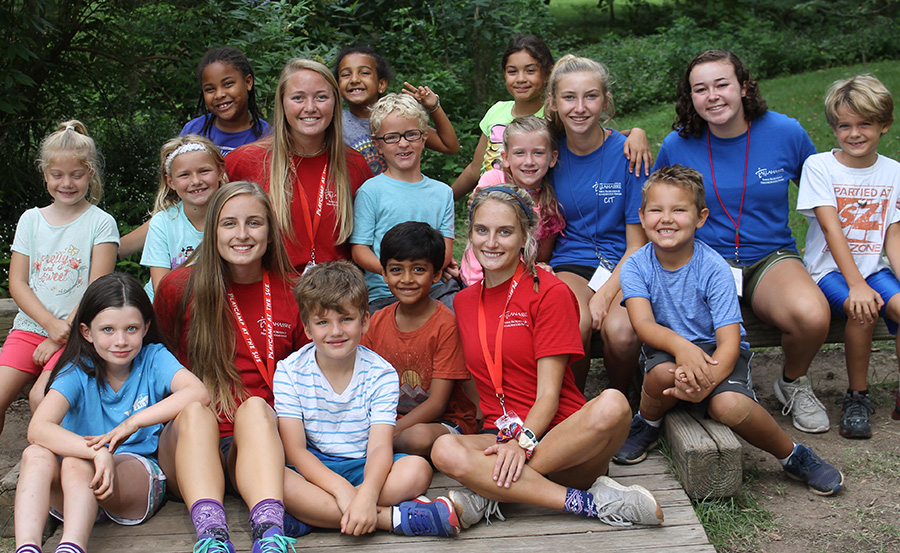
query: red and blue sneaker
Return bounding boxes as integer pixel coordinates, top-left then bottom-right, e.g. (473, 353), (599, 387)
(392, 497), (460, 537)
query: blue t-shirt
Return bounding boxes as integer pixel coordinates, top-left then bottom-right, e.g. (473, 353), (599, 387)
(549, 130), (645, 268)
(180, 115), (271, 156)
(654, 111), (816, 264)
(50, 343), (184, 457)
(342, 110), (386, 176)
(621, 240), (748, 349)
(350, 172), (455, 302)
(139, 202), (203, 301)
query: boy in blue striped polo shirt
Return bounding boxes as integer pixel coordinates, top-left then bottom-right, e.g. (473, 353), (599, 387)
(273, 261), (460, 538)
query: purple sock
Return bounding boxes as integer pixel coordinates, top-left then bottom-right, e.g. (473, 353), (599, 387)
(55, 543), (85, 553)
(249, 498), (285, 541)
(563, 488), (597, 518)
(190, 498), (230, 541)
(16, 545), (42, 553)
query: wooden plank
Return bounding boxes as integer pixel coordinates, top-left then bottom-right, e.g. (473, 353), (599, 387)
(741, 303), (892, 348)
(51, 502), (701, 545)
(43, 449), (714, 552)
(591, 305), (888, 353)
(663, 409), (742, 499)
(269, 523), (710, 551)
(66, 522), (710, 553)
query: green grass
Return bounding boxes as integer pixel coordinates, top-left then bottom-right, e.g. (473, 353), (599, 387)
(548, 0), (669, 45)
(620, 60), (900, 251)
(693, 488), (775, 553)
(657, 440), (774, 553)
(549, 0), (613, 43)
(840, 446), (900, 479)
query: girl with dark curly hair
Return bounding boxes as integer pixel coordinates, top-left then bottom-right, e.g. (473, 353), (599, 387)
(655, 50), (832, 435)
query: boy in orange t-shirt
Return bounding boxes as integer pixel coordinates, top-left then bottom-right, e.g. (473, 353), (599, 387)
(362, 222), (476, 457)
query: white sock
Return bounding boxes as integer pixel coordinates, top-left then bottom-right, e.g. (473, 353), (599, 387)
(779, 443), (799, 466)
(638, 413), (662, 428)
(391, 506), (401, 529)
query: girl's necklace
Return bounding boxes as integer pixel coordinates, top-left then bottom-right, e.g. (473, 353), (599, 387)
(293, 144), (326, 158)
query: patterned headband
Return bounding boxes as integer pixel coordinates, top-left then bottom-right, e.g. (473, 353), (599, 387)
(165, 143), (210, 175)
(470, 186), (535, 225)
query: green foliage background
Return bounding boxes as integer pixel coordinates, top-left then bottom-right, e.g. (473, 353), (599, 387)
(1, 0), (898, 293)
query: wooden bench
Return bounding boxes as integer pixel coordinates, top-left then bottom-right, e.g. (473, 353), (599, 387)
(656, 306), (892, 499)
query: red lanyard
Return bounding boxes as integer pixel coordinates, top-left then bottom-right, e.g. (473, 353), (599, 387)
(227, 270), (275, 387)
(477, 263), (525, 413)
(707, 121), (750, 262)
(295, 163), (328, 264)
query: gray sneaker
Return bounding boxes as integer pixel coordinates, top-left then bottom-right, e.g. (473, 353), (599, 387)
(587, 476), (664, 527)
(447, 488), (505, 529)
(773, 375), (830, 433)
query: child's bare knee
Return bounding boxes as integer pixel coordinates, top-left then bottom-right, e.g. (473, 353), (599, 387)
(645, 362), (673, 386)
(709, 394), (754, 427)
(21, 443), (55, 466)
(393, 425), (431, 456)
(28, 383), (46, 413)
(395, 454), (432, 492)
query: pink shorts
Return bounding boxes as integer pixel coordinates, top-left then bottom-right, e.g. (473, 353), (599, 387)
(0, 330), (64, 376)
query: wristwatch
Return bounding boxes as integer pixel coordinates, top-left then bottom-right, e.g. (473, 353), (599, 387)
(517, 427), (539, 459)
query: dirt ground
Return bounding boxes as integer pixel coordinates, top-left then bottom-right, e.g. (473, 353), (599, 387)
(1, 346), (898, 552)
(737, 347), (900, 553)
(583, 345), (900, 553)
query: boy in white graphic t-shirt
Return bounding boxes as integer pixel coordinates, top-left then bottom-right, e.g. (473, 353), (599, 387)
(797, 74), (900, 439)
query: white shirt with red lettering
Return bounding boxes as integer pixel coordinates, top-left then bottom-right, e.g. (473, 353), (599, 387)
(798, 150), (900, 282)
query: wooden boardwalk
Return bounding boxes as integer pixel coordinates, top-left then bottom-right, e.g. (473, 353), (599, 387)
(44, 452), (714, 552)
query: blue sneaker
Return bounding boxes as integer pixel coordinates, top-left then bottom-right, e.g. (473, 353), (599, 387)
(251, 526), (297, 553)
(193, 536), (236, 553)
(392, 497), (460, 536)
(613, 414), (661, 465)
(282, 512), (312, 538)
(783, 444), (844, 496)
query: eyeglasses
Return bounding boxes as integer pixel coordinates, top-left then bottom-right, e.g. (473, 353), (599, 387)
(372, 129), (424, 144)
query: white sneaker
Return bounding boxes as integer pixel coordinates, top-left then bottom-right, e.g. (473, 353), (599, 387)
(773, 375), (830, 433)
(447, 488), (505, 529)
(587, 476), (664, 527)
